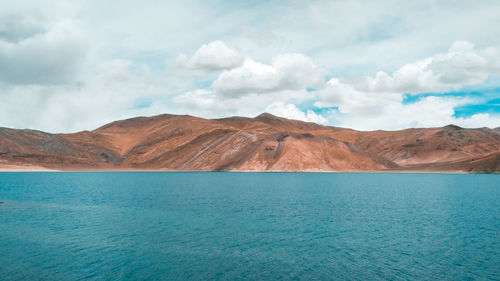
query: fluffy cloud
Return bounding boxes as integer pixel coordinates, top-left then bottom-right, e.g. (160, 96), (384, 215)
(455, 113), (500, 129)
(340, 41), (500, 95)
(172, 89), (219, 112)
(266, 102), (327, 124)
(175, 40), (243, 72)
(0, 20), (87, 85)
(1, 1), (500, 132)
(0, 57), (177, 132)
(171, 41), (500, 130)
(212, 53), (324, 97)
(172, 52), (325, 120)
(325, 95), (500, 131)
(172, 87), (317, 120)
(312, 41), (500, 129)
(314, 78), (403, 116)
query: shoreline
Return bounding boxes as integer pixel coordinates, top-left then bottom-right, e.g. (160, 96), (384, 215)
(0, 167), (486, 174)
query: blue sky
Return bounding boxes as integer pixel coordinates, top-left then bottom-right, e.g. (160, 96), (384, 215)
(0, 0), (499, 132)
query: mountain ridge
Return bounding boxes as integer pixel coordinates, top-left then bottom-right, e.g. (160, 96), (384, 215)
(1, 113), (499, 173)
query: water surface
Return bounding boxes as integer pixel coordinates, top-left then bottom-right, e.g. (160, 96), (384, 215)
(0, 172), (499, 280)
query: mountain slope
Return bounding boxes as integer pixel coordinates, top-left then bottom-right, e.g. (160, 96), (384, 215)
(1, 113), (499, 172)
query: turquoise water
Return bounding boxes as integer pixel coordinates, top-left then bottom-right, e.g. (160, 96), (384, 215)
(0, 172), (499, 280)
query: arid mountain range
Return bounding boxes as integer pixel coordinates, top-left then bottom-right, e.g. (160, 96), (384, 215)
(1, 113), (499, 172)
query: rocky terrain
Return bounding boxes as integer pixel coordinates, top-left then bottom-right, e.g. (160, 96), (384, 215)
(1, 113), (499, 172)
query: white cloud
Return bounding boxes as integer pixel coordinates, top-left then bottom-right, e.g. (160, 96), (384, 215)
(0, 58), (174, 133)
(175, 40), (243, 72)
(0, 20), (87, 85)
(172, 89), (218, 112)
(172, 87), (317, 120)
(345, 41), (500, 94)
(171, 41), (500, 131)
(266, 102), (327, 124)
(171, 52), (324, 120)
(455, 113), (500, 129)
(324, 95), (500, 131)
(212, 58), (278, 95)
(213, 53), (324, 97)
(312, 41), (500, 130)
(314, 78), (403, 116)
(1, 1), (500, 132)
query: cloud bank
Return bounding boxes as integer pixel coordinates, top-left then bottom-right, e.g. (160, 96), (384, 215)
(0, 0), (499, 132)
(172, 40), (500, 130)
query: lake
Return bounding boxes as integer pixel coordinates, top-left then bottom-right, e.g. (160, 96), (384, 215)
(0, 172), (499, 280)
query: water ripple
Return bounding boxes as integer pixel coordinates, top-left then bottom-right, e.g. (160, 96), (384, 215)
(0, 172), (499, 280)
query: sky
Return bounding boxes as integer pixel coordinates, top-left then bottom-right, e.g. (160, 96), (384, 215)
(1, 0), (500, 132)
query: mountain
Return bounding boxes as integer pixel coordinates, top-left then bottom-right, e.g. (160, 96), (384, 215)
(1, 113), (499, 172)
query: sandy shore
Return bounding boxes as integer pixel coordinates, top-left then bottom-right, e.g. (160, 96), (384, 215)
(0, 166), (475, 174)
(0, 164), (59, 172)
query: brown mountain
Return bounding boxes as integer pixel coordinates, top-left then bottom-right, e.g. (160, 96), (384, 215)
(1, 113), (499, 173)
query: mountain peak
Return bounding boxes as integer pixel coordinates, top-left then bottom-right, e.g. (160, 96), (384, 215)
(443, 124), (463, 130)
(255, 112), (280, 119)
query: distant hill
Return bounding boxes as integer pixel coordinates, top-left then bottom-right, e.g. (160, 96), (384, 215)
(1, 113), (499, 173)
